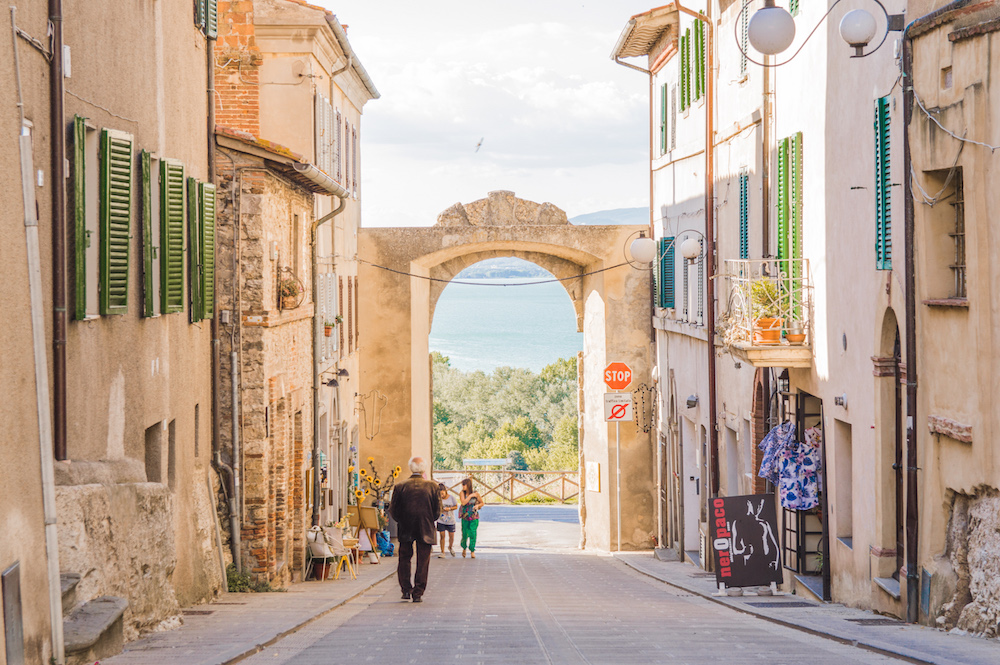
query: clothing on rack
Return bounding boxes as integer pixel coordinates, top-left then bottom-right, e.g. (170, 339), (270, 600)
(757, 421), (796, 485)
(758, 422), (824, 511)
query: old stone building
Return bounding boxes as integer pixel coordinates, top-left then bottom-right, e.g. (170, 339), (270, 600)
(213, 0), (377, 584)
(1, 2), (225, 663)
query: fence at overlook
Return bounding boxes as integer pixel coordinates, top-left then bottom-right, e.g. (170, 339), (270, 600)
(433, 470), (580, 504)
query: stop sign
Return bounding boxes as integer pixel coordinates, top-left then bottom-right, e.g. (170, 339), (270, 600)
(604, 362), (632, 390)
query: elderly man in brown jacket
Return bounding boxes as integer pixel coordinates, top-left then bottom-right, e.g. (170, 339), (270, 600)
(388, 456), (441, 602)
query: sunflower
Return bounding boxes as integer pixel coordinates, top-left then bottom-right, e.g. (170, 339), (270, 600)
(347, 465), (354, 473)
(354, 489), (364, 500)
(367, 456), (374, 463)
(374, 478), (381, 487)
(359, 469), (367, 477)
(394, 465), (401, 476)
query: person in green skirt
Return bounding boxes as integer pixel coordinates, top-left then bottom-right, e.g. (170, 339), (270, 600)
(458, 478), (484, 558)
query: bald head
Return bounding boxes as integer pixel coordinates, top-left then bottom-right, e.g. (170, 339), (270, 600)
(408, 456), (427, 475)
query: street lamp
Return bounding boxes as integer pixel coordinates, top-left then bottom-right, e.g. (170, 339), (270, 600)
(629, 233), (657, 264)
(740, 0), (903, 66)
(747, 0), (795, 55)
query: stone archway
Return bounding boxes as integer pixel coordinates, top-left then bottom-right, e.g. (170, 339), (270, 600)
(358, 191), (655, 551)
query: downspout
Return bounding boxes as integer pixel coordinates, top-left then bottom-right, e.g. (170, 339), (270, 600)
(207, 33), (240, 575)
(901, 20), (920, 627)
(50, 0), (66, 464)
(312, 194), (347, 527)
(12, 6), (65, 661)
(676, 1), (719, 497)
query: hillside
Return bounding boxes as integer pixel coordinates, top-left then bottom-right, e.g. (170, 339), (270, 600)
(569, 207), (649, 226)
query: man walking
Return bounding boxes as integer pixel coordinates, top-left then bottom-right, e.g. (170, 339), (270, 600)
(388, 456), (441, 602)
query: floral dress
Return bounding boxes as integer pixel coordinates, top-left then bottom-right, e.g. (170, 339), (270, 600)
(758, 422), (824, 511)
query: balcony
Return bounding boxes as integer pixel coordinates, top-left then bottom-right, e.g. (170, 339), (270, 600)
(722, 259), (813, 368)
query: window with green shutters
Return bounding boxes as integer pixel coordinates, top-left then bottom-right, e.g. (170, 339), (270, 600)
(200, 182), (216, 319)
(875, 96), (891, 270)
(160, 160), (185, 314)
(72, 115), (91, 320)
(196, 0), (218, 38)
(790, 0), (800, 17)
(657, 237), (675, 309)
(660, 84), (668, 155)
(739, 169), (750, 260)
(99, 129), (133, 316)
(141, 151), (155, 317)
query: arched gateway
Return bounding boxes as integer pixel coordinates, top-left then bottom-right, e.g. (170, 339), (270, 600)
(358, 191), (655, 551)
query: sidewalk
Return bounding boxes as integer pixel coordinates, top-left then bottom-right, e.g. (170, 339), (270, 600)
(614, 551), (1000, 665)
(100, 562), (395, 665)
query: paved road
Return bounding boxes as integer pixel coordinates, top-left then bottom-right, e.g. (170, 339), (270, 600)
(242, 506), (900, 665)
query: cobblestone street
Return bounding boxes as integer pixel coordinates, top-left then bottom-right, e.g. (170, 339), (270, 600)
(239, 506), (897, 665)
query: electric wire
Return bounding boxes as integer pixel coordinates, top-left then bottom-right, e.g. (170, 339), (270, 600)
(913, 89), (1000, 153)
(357, 258), (632, 286)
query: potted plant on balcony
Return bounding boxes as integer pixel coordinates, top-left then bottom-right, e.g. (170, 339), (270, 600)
(750, 277), (782, 344)
(279, 277), (302, 310)
(323, 320), (335, 337)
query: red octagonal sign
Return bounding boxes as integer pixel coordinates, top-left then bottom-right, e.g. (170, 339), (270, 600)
(604, 362), (632, 390)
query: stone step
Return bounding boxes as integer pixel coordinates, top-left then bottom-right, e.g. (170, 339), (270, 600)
(63, 596), (128, 665)
(60, 572), (81, 615)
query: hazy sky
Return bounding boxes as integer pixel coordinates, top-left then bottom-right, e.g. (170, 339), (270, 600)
(318, 0), (656, 227)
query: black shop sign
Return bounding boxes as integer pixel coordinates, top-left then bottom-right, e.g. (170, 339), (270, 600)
(711, 494), (783, 588)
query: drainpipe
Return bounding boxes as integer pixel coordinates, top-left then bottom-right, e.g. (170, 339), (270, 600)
(12, 6), (65, 660)
(311, 193), (347, 527)
(47, 0), (68, 659)
(675, 1), (719, 497)
(50, 0), (66, 464)
(207, 34), (241, 575)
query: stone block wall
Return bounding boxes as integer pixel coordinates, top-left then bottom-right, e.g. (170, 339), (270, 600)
(938, 487), (1000, 636)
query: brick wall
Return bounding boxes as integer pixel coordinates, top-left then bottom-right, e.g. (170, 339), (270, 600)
(215, 1), (261, 135)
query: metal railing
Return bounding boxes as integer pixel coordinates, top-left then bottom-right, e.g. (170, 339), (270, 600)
(433, 470), (580, 504)
(724, 258), (813, 347)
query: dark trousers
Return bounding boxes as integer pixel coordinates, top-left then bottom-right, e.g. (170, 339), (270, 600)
(397, 538), (432, 598)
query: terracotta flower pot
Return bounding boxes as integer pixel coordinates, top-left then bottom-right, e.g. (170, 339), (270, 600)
(282, 295), (297, 310)
(324, 325), (333, 337)
(786, 332), (806, 345)
(753, 317), (783, 345)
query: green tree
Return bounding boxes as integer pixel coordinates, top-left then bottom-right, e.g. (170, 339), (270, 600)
(546, 415), (579, 471)
(496, 416), (544, 450)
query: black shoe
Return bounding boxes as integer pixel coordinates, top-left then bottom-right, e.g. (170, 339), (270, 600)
(412, 596), (423, 603)
(401, 591), (411, 600)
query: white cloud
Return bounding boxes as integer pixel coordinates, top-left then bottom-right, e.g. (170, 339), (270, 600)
(319, 0), (656, 226)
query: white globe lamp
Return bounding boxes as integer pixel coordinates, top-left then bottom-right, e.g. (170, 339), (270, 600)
(630, 236), (657, 264)
(748, 3), (796, 56)
(680, 237), (702, 261)
(840, 9), (877, 56)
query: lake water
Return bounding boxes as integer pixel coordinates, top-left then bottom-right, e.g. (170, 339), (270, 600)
(429, 277), (583, 373)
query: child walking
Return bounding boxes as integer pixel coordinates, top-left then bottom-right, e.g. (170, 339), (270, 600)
(436, 483), (458, 558)
(458, 478), (484, 559)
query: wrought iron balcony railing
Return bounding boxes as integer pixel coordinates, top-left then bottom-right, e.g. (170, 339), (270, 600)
(723, 259), (813, 365)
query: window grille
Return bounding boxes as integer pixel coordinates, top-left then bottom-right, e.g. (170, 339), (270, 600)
(951, 171), (966, 298)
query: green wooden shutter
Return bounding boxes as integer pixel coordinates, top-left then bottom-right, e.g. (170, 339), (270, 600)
(200, 182), (216, 318)
(663, 237), (675, 309)
(679, 32), (688, 111)
(739, 170), (749, 260)
(875, 96), (891, 270)
(660, 84), (668, 154)
(740, 0), (749, 76)
(196, 0), (205, 28)
(790, 0), (800, 17)
(73, 115), (87, 320)
(161, 160), (185, 314)
(776, 137), (789, 263)
(789, 132), (804, 319)
(654, 238), (662, 306)
(188, 177), (203, 322)
(141, 151), (154, 317)
(99, 129), (132, 315)
(206, 0), (218, 38)
(694, 20), (704, 101)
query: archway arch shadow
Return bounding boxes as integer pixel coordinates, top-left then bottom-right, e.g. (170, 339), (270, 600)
(358, 192), (655, 551)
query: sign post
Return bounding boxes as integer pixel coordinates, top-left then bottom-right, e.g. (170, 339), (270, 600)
(604, 362), (632, 552)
